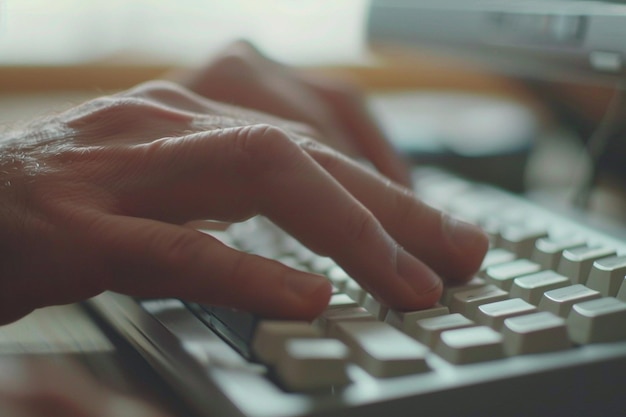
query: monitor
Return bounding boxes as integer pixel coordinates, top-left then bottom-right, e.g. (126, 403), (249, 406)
(367, 0), (626, 86)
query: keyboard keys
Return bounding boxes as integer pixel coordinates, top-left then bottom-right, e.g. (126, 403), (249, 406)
(566, 297), (626, 344)
(316, 306), (375, 337)
(198, 214), (626, 392)
(502, 312), (570, 355)
(327, 266), (350, 291)
(345, 279), (366, 304)
(484, 259), (541, 290)
(476, 298), (537, 330)
(310, 256), (336, 274)
(328, 293), (359, 309)
(450, 285), (509, 319)
(531, 235), (586, 270)
(557, 246), (616, 284)
(441, 277), (486, 305)
(509, 270), (571, 305)
(586, 255), (626, 297)
(479, 248), (516, 274)
(252, 321), (320, 364)
(362, 294), (389, 320)
(414, 313), (475, 348)
(436, 326), (504, 364)
(274, 338), (351, 391)
(499, 225), (548, 259)
(384, 304), (450, 337)
(538, 284), (602, 318)
(335, 321), (430, 378)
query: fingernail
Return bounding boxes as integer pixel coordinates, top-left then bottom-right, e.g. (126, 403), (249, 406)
(396, 248), (441, 294)
(443, 214), (487, 253)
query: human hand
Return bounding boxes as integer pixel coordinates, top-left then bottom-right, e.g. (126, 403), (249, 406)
(0, 81), (488, 325)
(0, 357), (171, 417)
(173, 41), (412, 186)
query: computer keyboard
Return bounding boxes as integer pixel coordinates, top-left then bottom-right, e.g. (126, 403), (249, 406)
(88, 167), (626, 417)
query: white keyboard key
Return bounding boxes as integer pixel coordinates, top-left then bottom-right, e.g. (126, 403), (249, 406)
(557, 246), (616, 284)
(362, 294), (389, 320)
(499, 225), (548, 258)
(384, 304), (449, 337)
(566, 297), (626, 344)
(509, 270), (571, 305)
(414, 313), (475, 348)
(450, 285), (509, 319)
(310, 256), (336, 274)
(327, 266), (350, 291)
(335, 321), (430, 378)
(531, 236), (587, 270)
(538, 284), (602, 318)
(436, 326), (504, 364)
(441, 277), (486, 305)
(485, 259), (541, 290)
(277, 256), (305, 270)
(293, 245), (318, 265)
(252, 321), (320, 364)
(274, 338), (350, 391)
(476, 298), (537, 330)
(328, 293), (359, 309)
(479, 248), (516, 275)
(345, 279), (366, 304)
(315, 306), (376, 337)
(502, 312), (570, 355)
(586, 255), (626, 297)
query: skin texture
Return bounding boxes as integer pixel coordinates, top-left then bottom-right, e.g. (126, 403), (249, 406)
(0, 44), (488, 416)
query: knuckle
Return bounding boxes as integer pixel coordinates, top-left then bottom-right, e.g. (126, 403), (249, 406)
(300, 139), (344, 172)
(209, 47), (258, 81)
(63, 94), (192, 138)
(124, 80), (188, 102)
(232, 124), (303, 171)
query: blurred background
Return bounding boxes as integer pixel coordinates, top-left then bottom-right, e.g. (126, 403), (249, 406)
(0, 0), (369, 66)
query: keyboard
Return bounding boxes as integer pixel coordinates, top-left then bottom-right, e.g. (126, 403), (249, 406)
(87, 167), (626, 417)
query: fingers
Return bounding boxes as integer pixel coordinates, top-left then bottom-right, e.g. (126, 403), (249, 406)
(91, 214), (332, 320)
(303, 146), (489, 282)
(104, 125), (445, 311)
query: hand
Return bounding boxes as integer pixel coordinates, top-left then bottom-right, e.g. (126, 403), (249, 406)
(0, 357), (171, 417)
(0, 81), (488, 325)
(173, 40), (412, 186)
